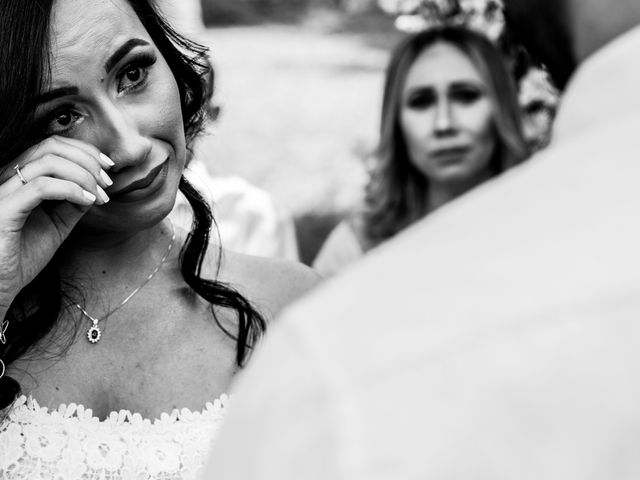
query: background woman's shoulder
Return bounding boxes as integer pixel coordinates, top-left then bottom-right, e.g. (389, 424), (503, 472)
(208, 247), (320, 321)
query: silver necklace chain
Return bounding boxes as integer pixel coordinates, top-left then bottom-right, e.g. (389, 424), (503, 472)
(76, 225), (176, 344)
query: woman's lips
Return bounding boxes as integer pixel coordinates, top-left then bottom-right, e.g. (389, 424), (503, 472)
(431, 146), (470, 157)
(430, 147), (470, 164)
(108, 160), (169, 202)
(109, 161), (167, 197)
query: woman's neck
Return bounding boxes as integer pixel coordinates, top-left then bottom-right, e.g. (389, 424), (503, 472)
(428, 170), (494, 213)
(57, 220), (176, 307)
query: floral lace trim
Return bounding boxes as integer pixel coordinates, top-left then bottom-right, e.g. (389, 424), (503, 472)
(0, 395), (229, 480)
(7, 394), (230, 427)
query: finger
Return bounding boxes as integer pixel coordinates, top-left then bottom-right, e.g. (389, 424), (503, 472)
(52, 135), (115, 169)
(5, 177), (97, 220)
(2, 136), (112, 187)
(36, 136), (113, 182)
(0, 183), (93, 266)
(43, 200), (93, 241)
(0, 155), (110, 204)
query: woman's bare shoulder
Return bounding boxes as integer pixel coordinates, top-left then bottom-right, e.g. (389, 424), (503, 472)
(202, 245), (320, 321)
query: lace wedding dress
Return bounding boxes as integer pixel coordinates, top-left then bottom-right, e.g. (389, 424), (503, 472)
(0, 394), (229, 479)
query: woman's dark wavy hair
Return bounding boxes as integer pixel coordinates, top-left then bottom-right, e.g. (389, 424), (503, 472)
(0, 0), (266, 410)
(362, 26), (528, 246)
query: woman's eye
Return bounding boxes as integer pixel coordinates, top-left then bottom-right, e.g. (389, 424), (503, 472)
(451, 87), (483, 104)
(117, 65), (149, 93)
(406, 92), (436, 110)
(116, 54), (156, 94)
(46, 109), (84, 135)
(126, 68), (141, 83)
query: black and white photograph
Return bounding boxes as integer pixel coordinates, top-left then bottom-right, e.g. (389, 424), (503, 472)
(0, 0), (638, 478)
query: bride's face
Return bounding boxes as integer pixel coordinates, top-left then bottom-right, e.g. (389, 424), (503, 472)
(37, 0), (187, 231)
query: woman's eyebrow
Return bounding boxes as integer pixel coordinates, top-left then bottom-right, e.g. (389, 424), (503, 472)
(405, 85), (434, 94)
(104, 38), (150, 73)
(449, 80), (483, 88)
(36, 86), (79, 104)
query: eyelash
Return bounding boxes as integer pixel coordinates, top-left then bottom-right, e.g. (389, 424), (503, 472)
(41, 53), (158, 136)
(407, 92), (436, 109)
(43, 106), (85, 136)
(451, 88), (482, 104)
(406, 87), (483, 110)
(116, 53), (157, 94)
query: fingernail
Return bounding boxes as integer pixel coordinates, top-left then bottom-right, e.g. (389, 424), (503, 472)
(83, 190), (97, 203)
(100, 153), (115, 167)
(100, 169), (113, 186)
(97, 186), (110, 204)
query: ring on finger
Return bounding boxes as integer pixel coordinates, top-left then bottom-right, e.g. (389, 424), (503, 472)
(13, 164), (28, 185)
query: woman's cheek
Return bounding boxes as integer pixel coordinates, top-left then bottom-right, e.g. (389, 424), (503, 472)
(153, 84), (186, 160)
(467, 102), (494, 140)
(401, 110), (430, 148)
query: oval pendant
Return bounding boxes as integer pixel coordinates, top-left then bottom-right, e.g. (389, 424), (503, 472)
(87, 325), (102, 344)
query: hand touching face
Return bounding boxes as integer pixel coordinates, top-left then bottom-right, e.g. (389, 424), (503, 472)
(35, 0), (187, 232)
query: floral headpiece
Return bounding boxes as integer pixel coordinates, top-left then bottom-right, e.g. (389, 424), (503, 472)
(379, 0), (505, 42)
(378, 0), (560, 151)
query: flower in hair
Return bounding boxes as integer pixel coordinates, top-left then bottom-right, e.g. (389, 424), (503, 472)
(379, 0), (505, 41)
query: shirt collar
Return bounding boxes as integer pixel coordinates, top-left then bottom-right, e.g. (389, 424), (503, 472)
(553, 24), (640, 141)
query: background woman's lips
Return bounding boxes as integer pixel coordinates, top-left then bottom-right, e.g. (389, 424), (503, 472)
(110, 161), (167, 196)
(431, 147), (470, 158)
(430, 147), (471, 164)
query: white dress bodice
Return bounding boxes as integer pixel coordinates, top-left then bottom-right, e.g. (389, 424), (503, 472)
(0, 394), (228, 479)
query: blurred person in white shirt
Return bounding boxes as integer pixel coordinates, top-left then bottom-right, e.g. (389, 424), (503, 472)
(202, 0), (640, 478)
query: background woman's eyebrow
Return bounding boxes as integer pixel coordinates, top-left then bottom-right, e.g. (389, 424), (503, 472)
(104, 38), (150, 73)
(406, 85), (435, 95)
(450, 80), (483, 89)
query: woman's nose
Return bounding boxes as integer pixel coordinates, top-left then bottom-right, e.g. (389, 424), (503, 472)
(433, 100), (455, 137)
(95, 103), (152, 172)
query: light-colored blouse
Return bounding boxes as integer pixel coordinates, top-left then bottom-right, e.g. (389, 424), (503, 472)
(0, 394), (229, 479)
(312, 220), (365, 278)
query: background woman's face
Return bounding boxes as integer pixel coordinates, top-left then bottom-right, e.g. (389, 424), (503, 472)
(41, 0), (186, 232)
(400, 42), (496, 188)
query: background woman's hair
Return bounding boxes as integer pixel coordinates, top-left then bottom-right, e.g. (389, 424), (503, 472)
(0, 0), (265, 410)
(362, 26), (528, 246)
